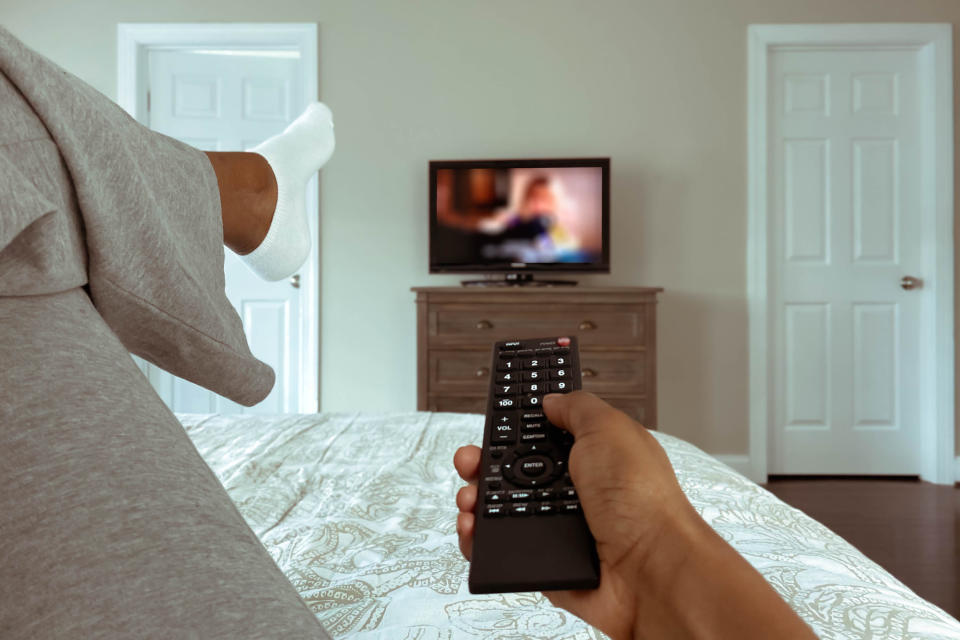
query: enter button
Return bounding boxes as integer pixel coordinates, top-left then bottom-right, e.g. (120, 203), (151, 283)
(517, 455), (553, 480)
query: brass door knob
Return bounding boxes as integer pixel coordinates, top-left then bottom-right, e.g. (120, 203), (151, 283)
(476, 319), (493, 330)
(582, 368), (597, 378)
(578, 320), (596, 330)
(900, 276), (922, 290)
(475, 367), (489, 377)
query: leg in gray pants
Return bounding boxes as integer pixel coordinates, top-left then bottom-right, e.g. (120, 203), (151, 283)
(0, 28), (332, 640)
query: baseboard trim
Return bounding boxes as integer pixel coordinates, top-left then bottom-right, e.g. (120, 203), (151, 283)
(714, 454), (752, 478)
(714, 454), (960, 484)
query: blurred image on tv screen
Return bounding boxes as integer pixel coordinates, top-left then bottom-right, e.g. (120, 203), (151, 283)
(434, 166), (603, 266)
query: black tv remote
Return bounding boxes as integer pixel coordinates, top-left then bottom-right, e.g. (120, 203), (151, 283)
(468, 336), (600, 594)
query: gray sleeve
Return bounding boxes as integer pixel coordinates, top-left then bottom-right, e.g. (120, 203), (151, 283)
(0, 27), (273, 406)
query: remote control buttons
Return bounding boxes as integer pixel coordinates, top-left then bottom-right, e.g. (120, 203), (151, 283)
(509, 503), (533, 517)
(560, 501), (581, 514)
(551, 369), (569, 379)
(491, 415), (516, 443)
(495, 372), (517, 383)
(521, 411), (545, 421)
(523, 358), (547, 370)
(520, 432), (547, 442)
(535, 488), (556, 501)
(508, 490), (534, 502)
(484, 505), (506, 518)
(522, 370), (542, 381)
(521, 421), (544, 432)
(549, 356), (568, 367)
(522, 382), (543, 394)
(495, 397), (517, 409)
(536, 502), (556, 515)
(495, 384), (518, 397)
(516, 349), (534, 357)
(556, 336), (571, 347)
(517, 455), (552, 480)
(550, 381), (570, 393)
(497, 359), (519, 372)
(522, 394), (542, 408)
(485, 491), (505, 503)
(515, 442), (553, 456)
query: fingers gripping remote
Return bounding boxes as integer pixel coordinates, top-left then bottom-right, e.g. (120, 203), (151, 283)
(468, 336), (600, 594)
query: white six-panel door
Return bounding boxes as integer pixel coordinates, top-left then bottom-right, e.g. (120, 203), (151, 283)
(145, 49), (304, 414)
(770, 47), (924, 474)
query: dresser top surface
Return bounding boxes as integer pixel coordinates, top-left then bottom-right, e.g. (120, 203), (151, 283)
(412, 286), (663, 295)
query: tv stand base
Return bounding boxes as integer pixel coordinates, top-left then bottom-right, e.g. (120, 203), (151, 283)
(460, 273), (578, 287)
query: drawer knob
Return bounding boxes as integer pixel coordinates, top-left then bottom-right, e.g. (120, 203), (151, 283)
(475, 366), (490, 377)
(476, 319), (493, 330)
(582, 368), (597, 378)
(578, 320), (597, 331)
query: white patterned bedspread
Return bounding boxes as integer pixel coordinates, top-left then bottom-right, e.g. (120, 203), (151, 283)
(177, 412), (960, 640)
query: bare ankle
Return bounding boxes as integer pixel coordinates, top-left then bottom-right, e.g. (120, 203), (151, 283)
(207, 151), (278, 254)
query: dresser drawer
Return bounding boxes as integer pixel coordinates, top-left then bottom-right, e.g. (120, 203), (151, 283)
(602, 397), (651, 426)
(429, 305), (645, 347)
(580, 351), (648, 395)
(428, 395), (486, 414)
(429, 349), (491, 394)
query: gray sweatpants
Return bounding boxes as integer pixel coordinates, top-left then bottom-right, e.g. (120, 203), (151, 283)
(0, 29), (331, 639)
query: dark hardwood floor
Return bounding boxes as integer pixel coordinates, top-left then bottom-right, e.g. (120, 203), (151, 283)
(764, 478), (959, 617)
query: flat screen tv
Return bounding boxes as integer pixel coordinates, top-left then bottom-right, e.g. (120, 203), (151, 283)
(429, 158), (610, 278)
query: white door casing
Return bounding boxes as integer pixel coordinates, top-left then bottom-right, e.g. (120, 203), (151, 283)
(117, 24), (320, 414)
(748, 24), (954, 484)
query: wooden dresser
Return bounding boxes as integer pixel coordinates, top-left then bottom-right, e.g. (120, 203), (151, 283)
(413, 286), (662, 426)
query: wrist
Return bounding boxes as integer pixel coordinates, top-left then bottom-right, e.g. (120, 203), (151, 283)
(624, 499), (720, 638)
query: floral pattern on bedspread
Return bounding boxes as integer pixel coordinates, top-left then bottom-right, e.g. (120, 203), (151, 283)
(178, 412), (960, 640)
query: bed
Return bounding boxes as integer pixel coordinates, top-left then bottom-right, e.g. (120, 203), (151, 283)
(178, 411), (960, 640)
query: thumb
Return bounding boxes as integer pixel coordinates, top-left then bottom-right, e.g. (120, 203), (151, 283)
(543, 391), (618, 440)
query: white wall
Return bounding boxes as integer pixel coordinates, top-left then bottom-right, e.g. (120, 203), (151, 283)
(5, 0), (960, 457)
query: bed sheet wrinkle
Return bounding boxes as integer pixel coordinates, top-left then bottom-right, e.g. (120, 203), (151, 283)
(178, 412), (960, 640)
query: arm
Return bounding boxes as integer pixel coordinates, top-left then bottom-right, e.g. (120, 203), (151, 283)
(454, 391), (815, 640)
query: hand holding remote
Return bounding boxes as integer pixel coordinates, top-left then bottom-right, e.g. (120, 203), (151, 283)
(455, 391), (816, 640)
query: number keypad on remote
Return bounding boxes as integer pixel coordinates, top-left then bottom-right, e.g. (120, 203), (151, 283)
(480, 337), (582, 518)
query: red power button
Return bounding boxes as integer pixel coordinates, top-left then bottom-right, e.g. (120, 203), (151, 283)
(556, 336), (571, 347)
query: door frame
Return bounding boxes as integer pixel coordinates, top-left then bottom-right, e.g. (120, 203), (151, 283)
(116, 22), (321, 413)
(747, 23), (955, 484)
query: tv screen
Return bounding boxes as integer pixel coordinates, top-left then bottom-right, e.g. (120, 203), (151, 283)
(429, 158), (609, 273)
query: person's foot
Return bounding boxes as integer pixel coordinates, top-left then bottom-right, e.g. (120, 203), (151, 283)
(241, 102), (335, 281)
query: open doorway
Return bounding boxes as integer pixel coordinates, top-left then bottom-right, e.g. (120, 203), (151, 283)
(117, 23), (321, 414)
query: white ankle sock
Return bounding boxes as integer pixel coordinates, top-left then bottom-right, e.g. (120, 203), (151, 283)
(241, 102), (335, 281)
